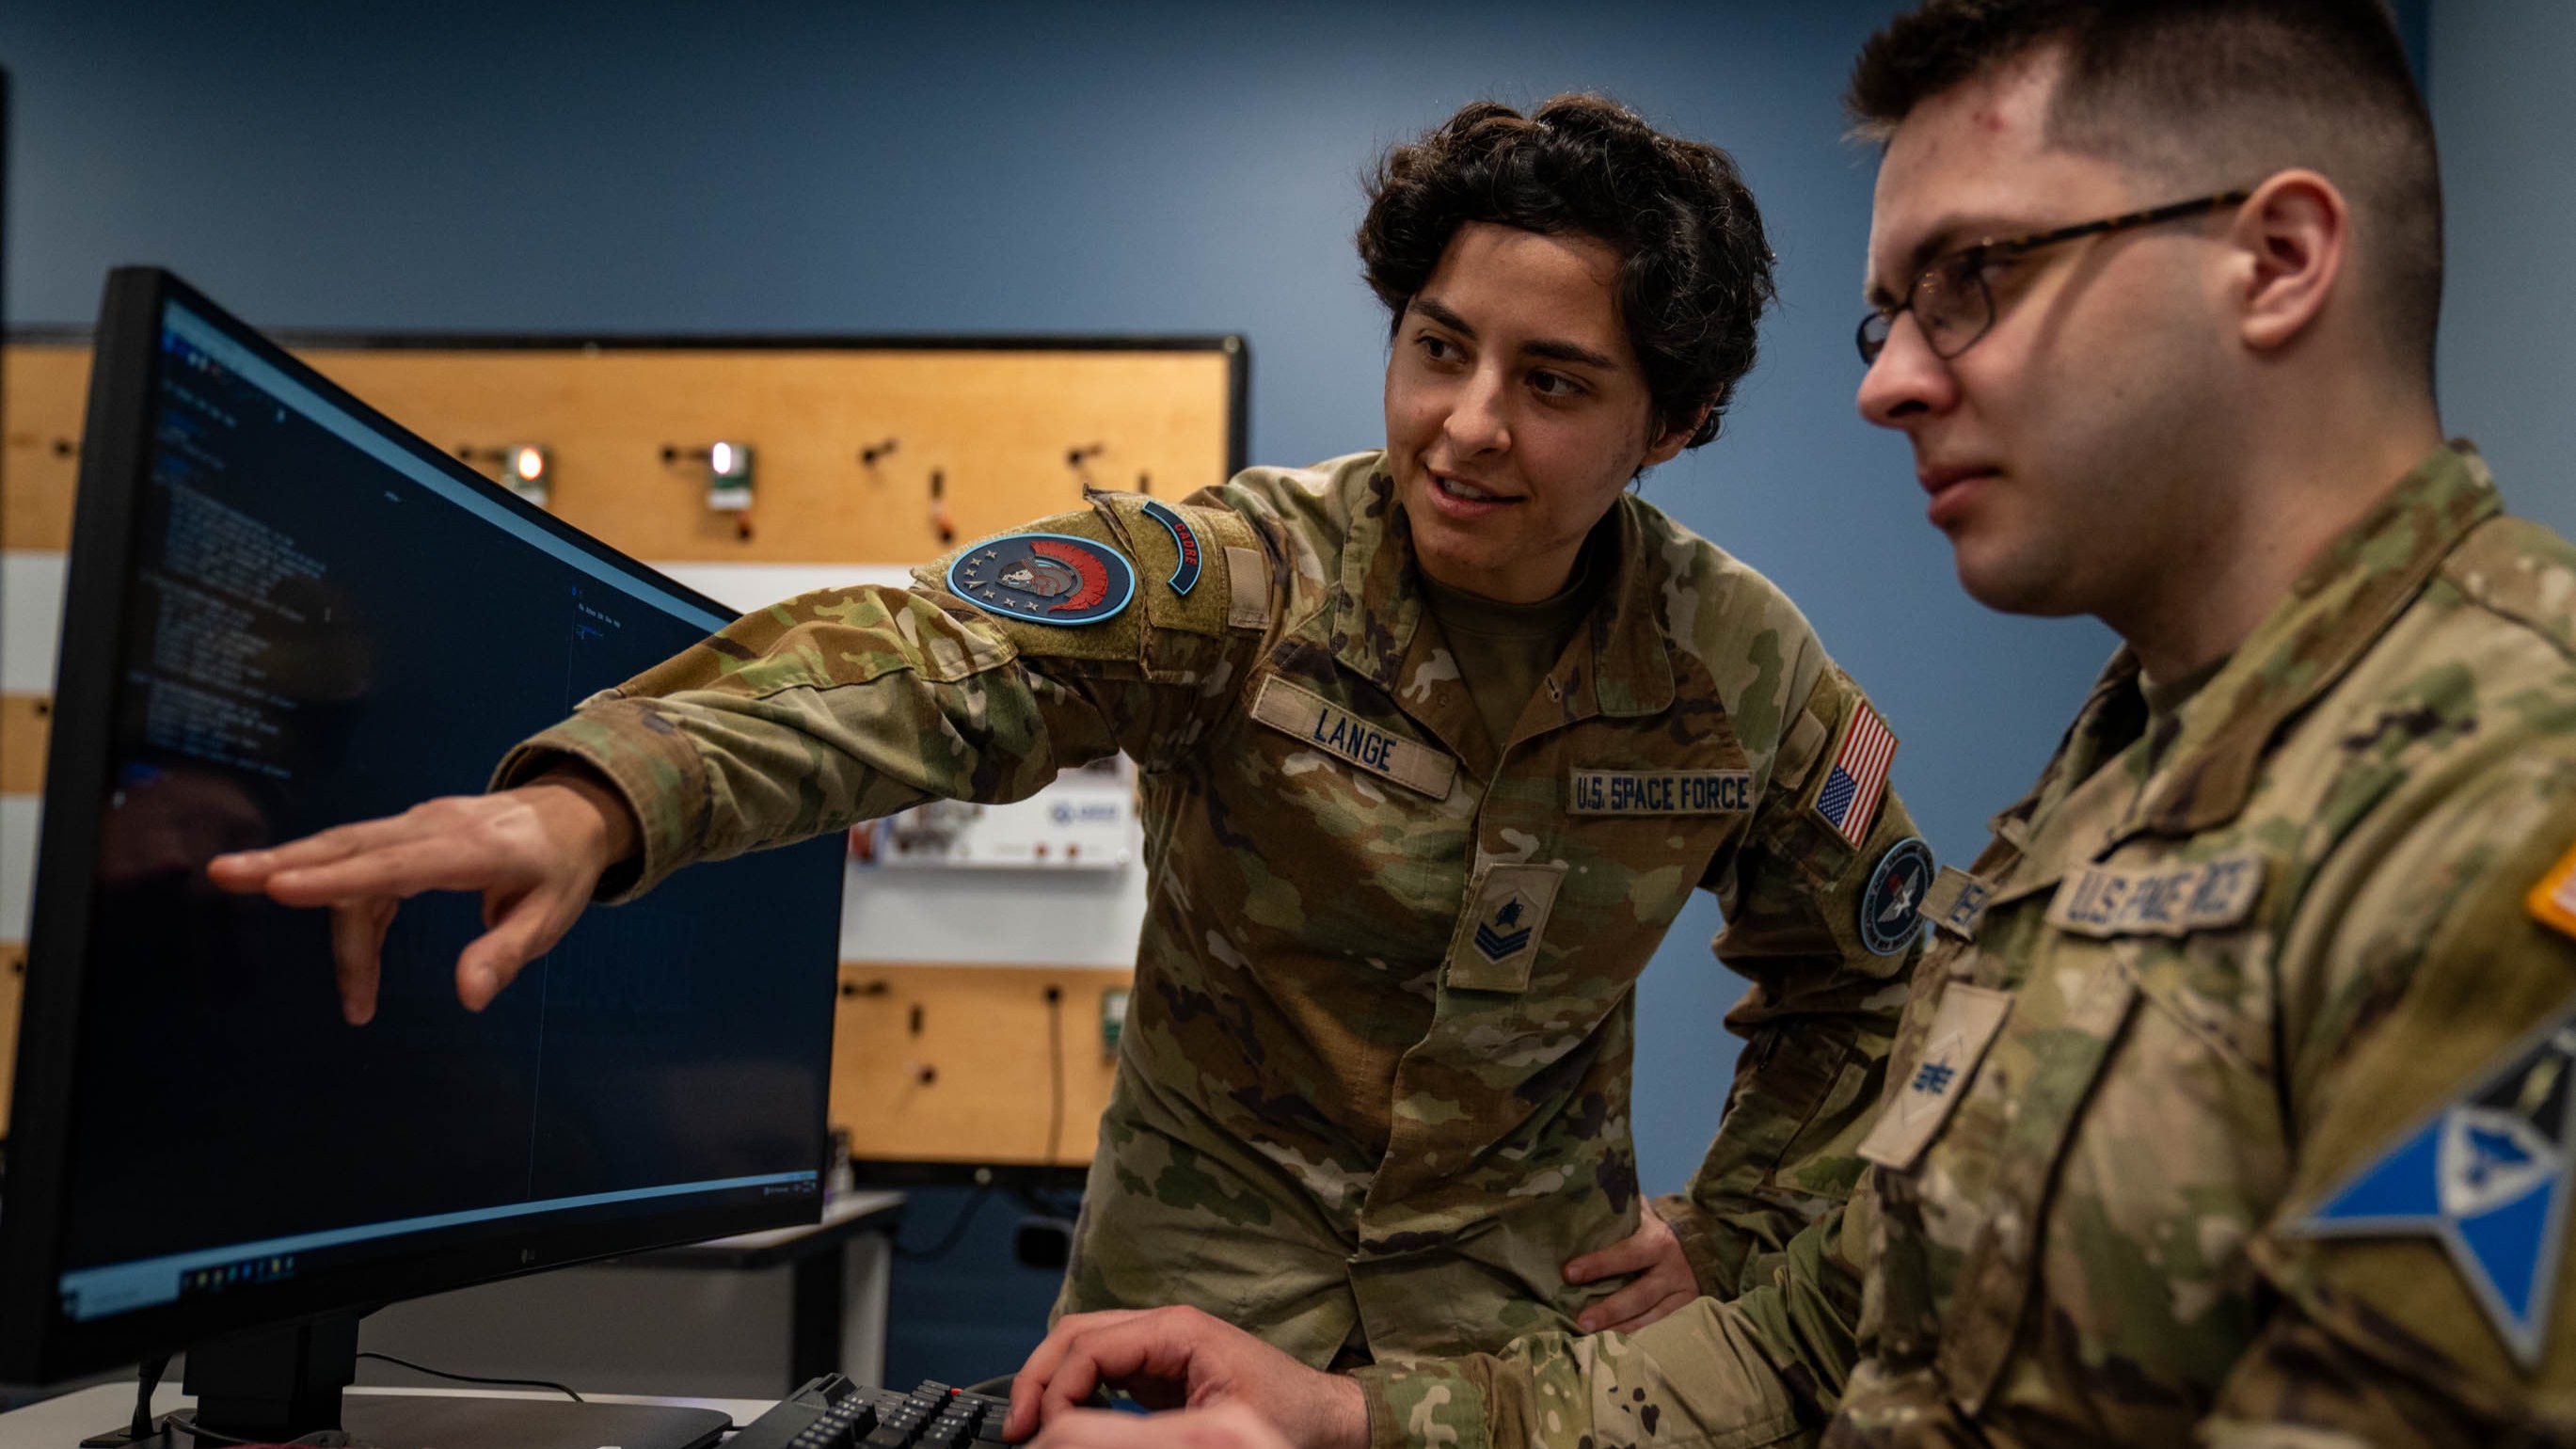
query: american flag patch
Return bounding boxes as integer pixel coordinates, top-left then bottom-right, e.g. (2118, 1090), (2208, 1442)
(1813, 699), (1898, 846)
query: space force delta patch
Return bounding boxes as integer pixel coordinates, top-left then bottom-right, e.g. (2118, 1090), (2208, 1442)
(1567, 769), (1753, 815)
(1860, 837), (1933, 956)
(947, 533), (1136, 626)
(2292, 994), (2576, 1369)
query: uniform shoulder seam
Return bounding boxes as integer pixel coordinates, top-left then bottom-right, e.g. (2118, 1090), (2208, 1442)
(2436, 517), (2576, 667)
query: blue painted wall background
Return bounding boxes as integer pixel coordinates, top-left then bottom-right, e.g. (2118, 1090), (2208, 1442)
(2, 0), (2473, 1388)
(2430, 4), (2576, 543)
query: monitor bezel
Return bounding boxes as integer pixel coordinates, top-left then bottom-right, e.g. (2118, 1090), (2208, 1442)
(0, 266), (834, 1387)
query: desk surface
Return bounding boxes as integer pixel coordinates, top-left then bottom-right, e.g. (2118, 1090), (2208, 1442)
(0, 1383), (776, 1447)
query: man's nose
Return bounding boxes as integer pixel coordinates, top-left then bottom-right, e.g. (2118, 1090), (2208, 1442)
(1856, 312), (1956, 428)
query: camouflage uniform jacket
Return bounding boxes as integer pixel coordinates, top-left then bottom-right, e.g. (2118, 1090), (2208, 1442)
(1359, 443), (2576, 1445)
(495, 451), (1920, 1364)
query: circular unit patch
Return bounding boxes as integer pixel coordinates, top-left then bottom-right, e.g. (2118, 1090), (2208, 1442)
(947, 532), (1137, 627)
(1859, 836), (1934, 956)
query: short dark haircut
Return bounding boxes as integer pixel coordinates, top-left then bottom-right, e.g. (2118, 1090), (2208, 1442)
(1357, 95), (1776, 451)
(1847, 0), (2441, 381)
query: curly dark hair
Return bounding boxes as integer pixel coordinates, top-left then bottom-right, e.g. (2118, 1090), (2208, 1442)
(1357, 95), (1776, 451)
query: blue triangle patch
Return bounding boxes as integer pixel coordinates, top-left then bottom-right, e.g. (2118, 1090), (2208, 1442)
(2293, 995), (2576, 1369)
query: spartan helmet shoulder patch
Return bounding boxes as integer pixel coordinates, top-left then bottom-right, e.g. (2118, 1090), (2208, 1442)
(947, 532), (1136, 627)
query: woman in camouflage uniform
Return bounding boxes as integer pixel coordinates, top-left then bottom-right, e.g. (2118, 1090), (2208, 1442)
(213, 96), (1928, 1370)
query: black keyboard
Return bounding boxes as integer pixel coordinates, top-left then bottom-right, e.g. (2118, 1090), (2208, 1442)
(730, 1376), (1011, 1449)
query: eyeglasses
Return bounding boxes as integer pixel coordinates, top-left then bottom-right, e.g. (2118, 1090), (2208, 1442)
(1855, 190), (2250, 365)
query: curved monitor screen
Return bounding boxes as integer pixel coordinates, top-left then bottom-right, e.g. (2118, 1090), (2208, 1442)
(0, 270), (844, 1383)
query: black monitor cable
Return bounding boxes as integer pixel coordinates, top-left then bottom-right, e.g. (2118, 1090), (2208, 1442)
(353, 1350), (582, 1401)
(151, 1354), (581, 1449)
(1020, 986), (1079, 1221)
(1043, 986), (1066, 1175)
(892, 1184), (993, 1261)
(890, 984), (1079, 1260)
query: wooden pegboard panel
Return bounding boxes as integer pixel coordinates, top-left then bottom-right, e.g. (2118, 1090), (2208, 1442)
(833, 962), (1130, 1168)
(4, 343), (89, 551)
(1, 693), (49, 795)
(5, 338), (1243, 560)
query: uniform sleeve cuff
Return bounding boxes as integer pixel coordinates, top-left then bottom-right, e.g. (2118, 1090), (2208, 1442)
(1350, 1362), (1489, 1449)
(488, 697), (707, 903)
(1652, 1190), (1732, 1299)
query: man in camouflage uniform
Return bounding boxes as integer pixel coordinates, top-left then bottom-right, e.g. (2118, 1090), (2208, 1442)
(998, 3), (2576, 1445)
(212, 97), (1926, 1367)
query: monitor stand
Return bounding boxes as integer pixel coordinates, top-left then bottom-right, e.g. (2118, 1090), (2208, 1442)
(87, 1314), (729, 1449)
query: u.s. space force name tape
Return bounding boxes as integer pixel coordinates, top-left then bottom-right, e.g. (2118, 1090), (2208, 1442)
(2045, 852), (2265, 938)
(1566, 769), (1754, 815)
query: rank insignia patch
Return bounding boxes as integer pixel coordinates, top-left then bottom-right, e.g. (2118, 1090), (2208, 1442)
(1475, 891), (1537, 963)
(2291, 995), (2576, 1368)
(2528, 840), (2576, 942)
(947, 533), (1136, 627)
(1860, 837), (1933, 956)
(1138, 499), (1203, 596)
(1813, 699), (1899, 847)
(1442, 861), (1567, 994)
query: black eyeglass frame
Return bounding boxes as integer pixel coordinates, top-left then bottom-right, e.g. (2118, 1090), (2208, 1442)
(1856, 189), (2253, 365)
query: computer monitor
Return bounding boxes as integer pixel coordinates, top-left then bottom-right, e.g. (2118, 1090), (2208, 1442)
(0, 269), (847, 1445)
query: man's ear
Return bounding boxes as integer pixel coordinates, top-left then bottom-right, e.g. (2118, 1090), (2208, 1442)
(2231, 168), (2349, 354)
(1643, 402), (1711, 469)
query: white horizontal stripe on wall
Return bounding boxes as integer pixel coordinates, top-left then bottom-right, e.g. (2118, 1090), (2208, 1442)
(1, 798), (40, 942)
(4, 553), (70, 695)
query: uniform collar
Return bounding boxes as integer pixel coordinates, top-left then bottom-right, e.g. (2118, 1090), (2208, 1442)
(1985, 652), (2148, 858)
(1328, 464), (1429, 689)
(1328, 459), (1676, 725)
(2111, 440), (2502, 844)
(1584, 496), (1680, 720)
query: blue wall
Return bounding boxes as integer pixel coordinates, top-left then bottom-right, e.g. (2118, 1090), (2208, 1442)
(2, 0), (2468, 1386)
(2430, 3), (2576, 541)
